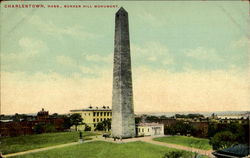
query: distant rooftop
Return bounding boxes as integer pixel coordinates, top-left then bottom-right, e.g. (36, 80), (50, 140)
(137, 122), (163, 127)
(70, 106), (111, 112)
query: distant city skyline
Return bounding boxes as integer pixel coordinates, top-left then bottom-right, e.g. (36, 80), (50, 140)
(1, 1), (249, 114)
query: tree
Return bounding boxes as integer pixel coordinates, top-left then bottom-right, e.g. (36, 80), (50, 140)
(175, 113), (204, 119)
(13, 113), (21, 122)
(208, 122), (248, 144)
(210, 131), (237, 150)
(33, 123), (44, 134)
(160, 115), (168, 119)
(135, 117), (142, 124)
(44, 124), (56, 133)
(84, 125), (91, 131)
(146, 115), (159, 122)
(163, 151), (199, 158)
(95, 122), (104, 131)
(63, 116), (71, 129)
(174, 121), (197, 136)
(163, 151), (193, 158)
(164, 126), (175, 135)
(70, 113), (83, 131)
(103, 119), (111, 131)
(95, 119), (111, 131)
(51, 113), (58, 118)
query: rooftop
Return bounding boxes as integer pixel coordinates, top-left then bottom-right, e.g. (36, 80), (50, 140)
(137, 122), (163, 127)
(70, 106), (111, 112)
(213, 144), (250, 158)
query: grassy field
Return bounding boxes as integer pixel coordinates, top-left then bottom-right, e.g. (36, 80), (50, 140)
(0, 131), (98, 154)
(12, 141), (209, 158)
(153, 136), (212, 150)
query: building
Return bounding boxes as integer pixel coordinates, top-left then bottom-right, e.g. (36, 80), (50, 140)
(37, 108), (49, 120)
(0, 109), (66, 137)
(136, 123), (164, 136)
(212, 144), (250, 158)
(111, 7), (136, 138)
(70, 106), (112, 131)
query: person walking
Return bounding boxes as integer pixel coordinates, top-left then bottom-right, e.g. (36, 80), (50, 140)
(79, 131), (83, 143)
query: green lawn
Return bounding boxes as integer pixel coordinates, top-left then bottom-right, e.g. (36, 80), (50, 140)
(0, 131), (98, 154)
(153, 136), (212, 150)
(12, 141), (209, 158)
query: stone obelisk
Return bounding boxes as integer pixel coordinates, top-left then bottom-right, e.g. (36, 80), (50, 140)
(111, 7), (135, 138)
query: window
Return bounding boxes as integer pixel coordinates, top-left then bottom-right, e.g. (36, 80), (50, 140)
(93, 112), (96, 116)
(93, 119), (95, 122)
(101, 118), (102, 121)
(104, 112), (106, 116)
(89, 113), (90, 116)
(148, 128), (149, 132)
(97, 112), (99, 116)
(138, 128), (140, 132)
(100, 112), (103, 116)
(94, 124), (96, 127)
(142, 129), (144, 132)
(97, 118), (99, 122)
(107, 113), (109, 116)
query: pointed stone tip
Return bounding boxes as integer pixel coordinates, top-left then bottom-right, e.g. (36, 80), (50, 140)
(116, 7), (127, 14)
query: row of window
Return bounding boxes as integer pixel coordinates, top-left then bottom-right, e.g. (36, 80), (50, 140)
(138, 128), (150, 133)
(93, 118), (111, 122)
(93, 112), (112, 117)
(83, 113), (91, 116)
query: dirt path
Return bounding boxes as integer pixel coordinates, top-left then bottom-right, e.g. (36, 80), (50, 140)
(97, 136), (214, 157)
(2, 135), (214, 158)
(138, 137), (214, 158)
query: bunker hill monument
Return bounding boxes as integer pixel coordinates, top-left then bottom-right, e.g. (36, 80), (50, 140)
(111, 7), (136, 138)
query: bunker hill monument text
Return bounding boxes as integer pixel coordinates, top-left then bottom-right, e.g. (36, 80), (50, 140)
(111, 7), (136, 138)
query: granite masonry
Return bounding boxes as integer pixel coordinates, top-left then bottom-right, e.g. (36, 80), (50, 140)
(111, 7), (136, 138)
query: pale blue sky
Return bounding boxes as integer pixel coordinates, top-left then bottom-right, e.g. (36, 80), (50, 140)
(1, 1), (249, 114)
(1, 1), (249, 76)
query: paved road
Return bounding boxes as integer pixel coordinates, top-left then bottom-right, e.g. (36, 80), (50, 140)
(2, 135), (214, 158)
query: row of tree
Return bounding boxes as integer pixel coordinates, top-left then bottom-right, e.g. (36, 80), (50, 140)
(208, 122), (249, 150)
(163, 120), (249, 150)
(164, 121), (198, 136)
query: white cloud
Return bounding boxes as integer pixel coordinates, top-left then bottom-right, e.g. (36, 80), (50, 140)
(55, 55), (112, 77)
(133, 67), (249, 113)
(131, 42), (173, 65)
(1, 68), (249, 114)
(84, 54), (113, 63)
(1, 37), (48, 65)
(184, 47), (223, 62)
(137, 11), (165, 27)
(231, 37), (250, 48)
(27, 14), (96, 39)
(19, 37), (46, 56)
(0, 71), (112, 114)
(56, 55), (76, 67)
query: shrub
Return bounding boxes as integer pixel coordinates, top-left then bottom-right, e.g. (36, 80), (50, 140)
(210, 131), (237, 150)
